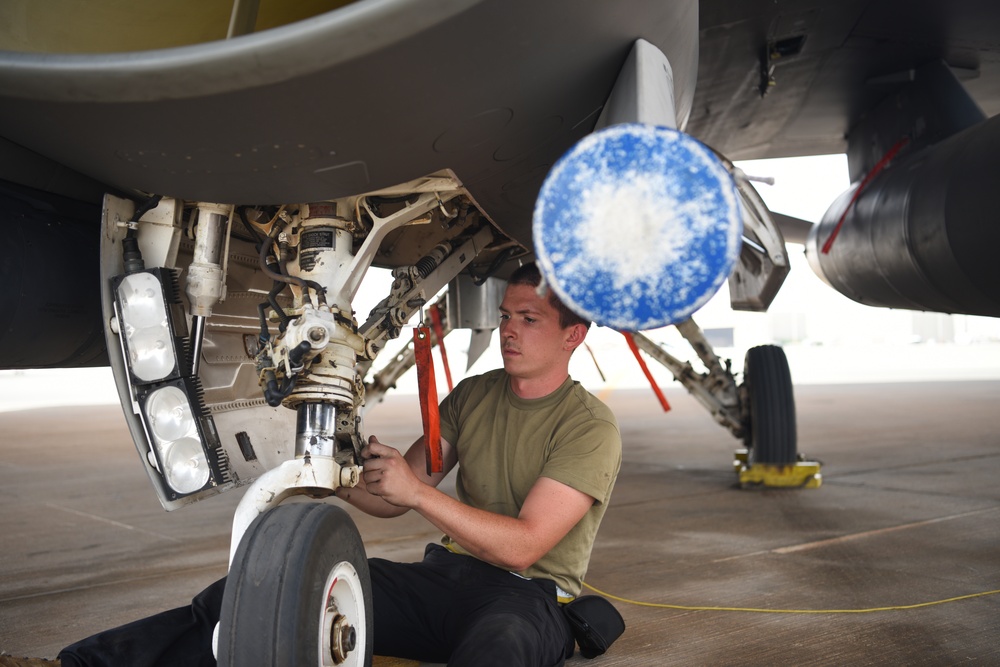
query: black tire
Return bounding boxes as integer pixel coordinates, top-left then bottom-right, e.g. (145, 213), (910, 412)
(218, 503), (373, 667)
(742, 345), (797, 465)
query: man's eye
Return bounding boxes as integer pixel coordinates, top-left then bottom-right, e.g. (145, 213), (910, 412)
(524, 317), (536, 324)
(499, 313), (510, 321)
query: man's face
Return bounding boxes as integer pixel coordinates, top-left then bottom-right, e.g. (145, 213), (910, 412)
(498, 283), (574, 380)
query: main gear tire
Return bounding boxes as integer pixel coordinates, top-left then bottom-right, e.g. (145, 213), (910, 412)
(742, 344), (797, 465)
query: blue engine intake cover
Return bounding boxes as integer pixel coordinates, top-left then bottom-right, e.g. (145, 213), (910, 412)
(533, 124), (742, 331)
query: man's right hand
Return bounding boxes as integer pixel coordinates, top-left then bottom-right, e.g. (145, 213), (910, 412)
(360, 437), (426, 509)
(335, 434), (456, 518)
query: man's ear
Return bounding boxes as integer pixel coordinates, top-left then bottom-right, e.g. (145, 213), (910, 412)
(563, 323), (588, 351)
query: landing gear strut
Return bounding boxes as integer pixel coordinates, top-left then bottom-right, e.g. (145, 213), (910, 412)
(601, 146), (822, 489)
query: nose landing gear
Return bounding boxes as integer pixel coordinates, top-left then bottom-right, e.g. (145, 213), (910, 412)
(218, 503), (373, 667)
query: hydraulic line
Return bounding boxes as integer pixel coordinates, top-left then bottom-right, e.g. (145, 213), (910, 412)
(257, 219), (328, 305)
(257, 254), (291, 339)
(121, 194), (162, 275)
(236, 206), (265, 247)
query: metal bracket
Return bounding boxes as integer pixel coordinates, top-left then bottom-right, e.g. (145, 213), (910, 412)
(334, 189), (463, 306)
(359, 224), (493, 354)
(722, 157), (791, 312)
(363, 295), (454, 409)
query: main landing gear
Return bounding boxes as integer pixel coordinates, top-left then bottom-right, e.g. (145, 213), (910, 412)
(736, 344), (821, 489)
(627, 328), (821, 489)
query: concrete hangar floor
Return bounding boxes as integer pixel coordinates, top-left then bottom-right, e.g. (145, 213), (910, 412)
(1, 381), (998, 665)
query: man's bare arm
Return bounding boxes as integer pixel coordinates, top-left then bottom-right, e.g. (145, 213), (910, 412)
(335, 436), (457, 518)
(362, 439), (594, 571)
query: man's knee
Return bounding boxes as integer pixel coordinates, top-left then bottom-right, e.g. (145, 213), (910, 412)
(450, 612), (566, 667)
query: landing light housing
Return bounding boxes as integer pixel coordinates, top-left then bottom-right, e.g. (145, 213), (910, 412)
(111, 267), (228, 500)
(137, 378), (223, 498)
(112, 268), (184, 385)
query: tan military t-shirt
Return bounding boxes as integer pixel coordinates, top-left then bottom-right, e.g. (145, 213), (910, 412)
(438, 369), (621, 597)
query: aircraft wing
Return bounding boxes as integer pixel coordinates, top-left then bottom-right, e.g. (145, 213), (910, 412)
(689, 0), (1000, 318)
(689, 0), (1000, 167)
(0, 0), (701, 370)
(1, 0), (999, 375)
(0, 0), (698, 256)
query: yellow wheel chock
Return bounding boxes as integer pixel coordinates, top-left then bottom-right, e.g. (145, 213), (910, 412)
(733, 449), (822, 489)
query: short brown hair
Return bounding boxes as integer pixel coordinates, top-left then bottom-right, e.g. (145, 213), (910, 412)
(508, 263), (591, 330)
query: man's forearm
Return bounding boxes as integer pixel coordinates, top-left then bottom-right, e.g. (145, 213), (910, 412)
(335, 479), (409, 518)
(409, 484), (542, 571)
(409, 474), (596, 572)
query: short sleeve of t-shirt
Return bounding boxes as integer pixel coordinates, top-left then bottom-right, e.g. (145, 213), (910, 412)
(538, 416), (620, 506)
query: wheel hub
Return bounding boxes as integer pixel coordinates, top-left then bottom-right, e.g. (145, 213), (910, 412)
(320, 561), (366, 666)
(329, 612), (357, 663)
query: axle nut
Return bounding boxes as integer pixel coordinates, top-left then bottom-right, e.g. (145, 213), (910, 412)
(340, 466), (359, 487)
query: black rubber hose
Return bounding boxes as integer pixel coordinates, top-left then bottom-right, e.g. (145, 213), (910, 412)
(257, 223), (328, 306)
(122, 194), (163, 273)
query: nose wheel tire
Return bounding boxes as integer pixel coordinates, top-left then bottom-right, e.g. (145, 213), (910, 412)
(741, 344), (797, 465)
(218, 503), (373, 667)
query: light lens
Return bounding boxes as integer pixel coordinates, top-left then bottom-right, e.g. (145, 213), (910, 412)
(127, 328), (175, 381)
(143, 384), (211, 496)
(146, 386), (195, 442)
(117, 272), (176, 382)
(118, 272), (168, 329)
(162, 437), (210, 494)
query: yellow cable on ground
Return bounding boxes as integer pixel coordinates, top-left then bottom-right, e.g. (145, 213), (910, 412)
(582, 582), (1000, 614)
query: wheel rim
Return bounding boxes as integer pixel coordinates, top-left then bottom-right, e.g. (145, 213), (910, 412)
(320, 560), (367, 666)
